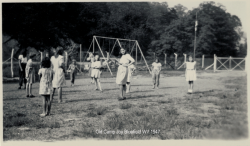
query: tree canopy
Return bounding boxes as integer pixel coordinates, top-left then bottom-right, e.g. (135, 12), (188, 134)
(2, 2), (246, 59)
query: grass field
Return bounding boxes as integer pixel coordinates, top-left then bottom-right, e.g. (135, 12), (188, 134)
(3, 71), (248, 141)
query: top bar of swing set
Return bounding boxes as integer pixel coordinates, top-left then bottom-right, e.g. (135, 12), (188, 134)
(94, 36), (137, 42)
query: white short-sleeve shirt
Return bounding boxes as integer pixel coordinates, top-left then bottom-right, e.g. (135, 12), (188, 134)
(119, 54), (135, 65)
(18, 55), (27, 63)
(152, 62), (162, 70)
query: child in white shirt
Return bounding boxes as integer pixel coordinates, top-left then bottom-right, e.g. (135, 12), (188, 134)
(151, 58), (162, 89)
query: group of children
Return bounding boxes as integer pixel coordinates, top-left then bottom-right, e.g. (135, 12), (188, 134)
(18, 46), (197, 117)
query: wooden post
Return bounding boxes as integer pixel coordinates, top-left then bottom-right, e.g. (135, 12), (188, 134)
(65, 51), (68, 70)
(174, 53), (178, 70)
(229, 56), (231, 71)
(80, 44), (82, 71)
(40, 51), (43, 68)
(136, 43), (137, 65)
(11, 48), (14, 78)
(164, 53), (167, 66)
(184, 53), (187, 68)
(154, 52), (156, 60)
(213, 54), (217, 72)
(93, 37), (95, 53)
(245, 56), (247, 72)
(202, 55), (204, 68)
(107, 52), (110, 60)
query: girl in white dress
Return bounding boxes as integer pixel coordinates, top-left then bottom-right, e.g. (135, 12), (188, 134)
(25, 54), (36, 97)
(38, 58), (53, 117)
(185, 55), (197, 93)
(50, 47), (66, 103)
(87, 52), (95, 84)
(116, 48), (135, 100)
(151, 58), (162, 89)
(91, 55), (103, 91)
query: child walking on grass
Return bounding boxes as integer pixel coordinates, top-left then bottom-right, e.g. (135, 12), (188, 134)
(185, 55), (197, 94)
(38, 58), (53, 117)
(151, 58), (162, 89)
(25, 54), (36, 97)
(67, 59), (81, 86)
(91, 55), (103, 91)
(87, 52), (95, 84)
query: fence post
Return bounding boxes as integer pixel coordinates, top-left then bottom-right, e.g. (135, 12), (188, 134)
(229, 56), (231, 71)
(202, 55), (204, 68)
(107, 52), (110, 60)
(40, 51), (43, 68)
(174, 53), (178, 70)
(164, 53), (167, 67)
(184, 53), (187, 68)
(136, 44), (137, 65)
(65, 51), (68, 70)
(213, 54), (217, 72)
(80, 44), (82, 71)
(245, 56), (247, 72)
(11, 48), (14, 78)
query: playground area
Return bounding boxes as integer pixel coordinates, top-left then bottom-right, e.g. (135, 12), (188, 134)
(3, 70), (248, 140)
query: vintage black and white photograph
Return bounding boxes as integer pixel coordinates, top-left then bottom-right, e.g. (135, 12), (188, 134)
(2, 0), (248, 142)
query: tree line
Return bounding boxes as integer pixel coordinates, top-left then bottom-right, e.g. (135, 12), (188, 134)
(2, 1), (247, 60)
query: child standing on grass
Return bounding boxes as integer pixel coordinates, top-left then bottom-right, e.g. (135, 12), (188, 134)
(151, 58), (162, 89)
(116, 48), (135, 100)
(185, 55), (197, 94)
(25, 54), (36, 97)
(87, 52), (95, 84)
(50, 47), (66, 103)
(67, 59), (81, 86)
(38, 58), (53, 117)
(126, 63), (136, 93)
(91, 55), (103, 91)
(18, 50), (27, 89)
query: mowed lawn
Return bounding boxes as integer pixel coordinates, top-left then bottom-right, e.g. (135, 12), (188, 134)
(3, 71), (248, 140)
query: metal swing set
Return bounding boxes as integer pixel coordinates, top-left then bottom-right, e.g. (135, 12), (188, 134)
(81, 36), (151, 75)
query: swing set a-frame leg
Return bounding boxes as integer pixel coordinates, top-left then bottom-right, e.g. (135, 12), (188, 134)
(94, 36), (113, 76)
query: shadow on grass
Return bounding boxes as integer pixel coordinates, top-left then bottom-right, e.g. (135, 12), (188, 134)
(127, 94), (166, 100)
(66, 97), (109, 103)
(132, 84), (152, 87)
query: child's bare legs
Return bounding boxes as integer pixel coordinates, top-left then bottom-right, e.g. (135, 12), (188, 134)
(190, 81), (194, 92)
(48, 92), (53, 115)
(51, 88), (56, 100)
(123, 85), (126, 96)
(26, 83), (29, 97)
(126, 82), (130, 93)
(156, 73), (160, 88)
(40, 95), (47, 117)
(29, 83), (33, 96)
(91, 77), (94, 84)
(152, 73), (156, 89)
(97, 78), (102, 91)
(119, 85), (125, 99)
(58, 87), (62, 103)
(94, 78), (98, 90)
